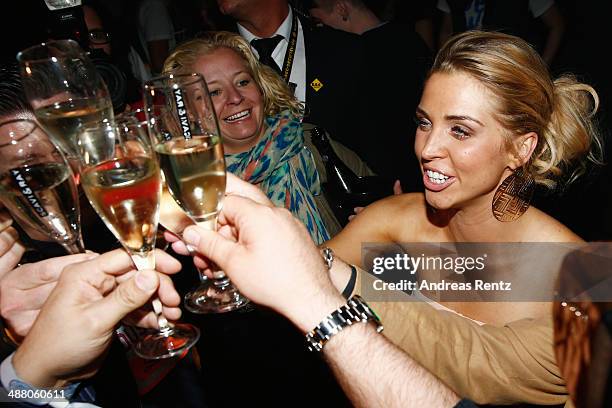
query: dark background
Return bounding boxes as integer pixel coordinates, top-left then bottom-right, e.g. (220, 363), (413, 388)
(1, 1), (611, 405)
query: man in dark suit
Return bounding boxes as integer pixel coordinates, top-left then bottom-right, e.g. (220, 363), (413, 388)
(216, 0), (367, 158)
(308, 0), (432, 192)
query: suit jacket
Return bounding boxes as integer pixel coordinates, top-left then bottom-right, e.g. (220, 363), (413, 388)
(297, 13), (367, 157)
(358, 22), (432, 192)
(231, 13), (367, 159)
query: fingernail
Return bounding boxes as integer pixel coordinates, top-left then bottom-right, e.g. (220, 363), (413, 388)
(135, 270), (157, 291)
(186, 244), (196, 253)
(183, 227), (200, 246)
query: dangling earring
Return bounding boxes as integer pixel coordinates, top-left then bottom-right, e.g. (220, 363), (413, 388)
(492, 168), (535, 222)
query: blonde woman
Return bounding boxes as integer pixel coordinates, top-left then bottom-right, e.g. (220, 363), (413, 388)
(326, 31), (603, 405)
(163, 31), (372, 243)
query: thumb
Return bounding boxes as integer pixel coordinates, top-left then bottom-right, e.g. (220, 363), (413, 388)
(92, 270), (159, 330)
(182, 225), (239, 272)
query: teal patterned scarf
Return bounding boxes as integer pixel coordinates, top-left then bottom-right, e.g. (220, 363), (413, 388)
(225, 110), (330, 244)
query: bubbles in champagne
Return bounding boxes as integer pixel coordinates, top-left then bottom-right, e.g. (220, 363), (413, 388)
(81, 157), (161, 255)
(35, 97), (114, 158)
(156, 135), (226, 223)
(0, 162), (80, 244)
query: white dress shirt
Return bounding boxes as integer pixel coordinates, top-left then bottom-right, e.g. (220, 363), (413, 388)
(237, 7), (307, 103)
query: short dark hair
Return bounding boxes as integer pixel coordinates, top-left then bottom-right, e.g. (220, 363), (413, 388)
(0, 62), (32, 118)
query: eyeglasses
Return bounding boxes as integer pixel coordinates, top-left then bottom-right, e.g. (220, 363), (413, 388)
(88, 29), (111, 45)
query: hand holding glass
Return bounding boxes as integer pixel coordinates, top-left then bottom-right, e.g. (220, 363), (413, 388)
(76, 118), (199, 359)
(144, 73), (249, 313)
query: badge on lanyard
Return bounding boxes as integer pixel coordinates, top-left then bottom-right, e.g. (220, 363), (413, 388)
(310, 78), (323, 92)
(281, 12), (298, 84)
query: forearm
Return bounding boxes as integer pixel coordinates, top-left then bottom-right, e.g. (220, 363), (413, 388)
(285, 274), (460, 407)
(325, 253), (353, 295)
(324, 322), (460, 407)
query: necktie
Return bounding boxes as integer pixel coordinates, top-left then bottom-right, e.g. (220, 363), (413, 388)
(250, 35), (283, 75)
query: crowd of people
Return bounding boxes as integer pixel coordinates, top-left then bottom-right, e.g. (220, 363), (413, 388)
(0, 0), (610, 407)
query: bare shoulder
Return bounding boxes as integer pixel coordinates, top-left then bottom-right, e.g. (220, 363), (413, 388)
(326, 193), (430, 265)
(520, 207), (583, 242)
(346, 193), (433, 240)
(373, 192), (427, 214)
(363, 192), (428, 234)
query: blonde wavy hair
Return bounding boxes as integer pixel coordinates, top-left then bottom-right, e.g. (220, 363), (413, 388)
(433, 31), (603, 189)
(163, 31), (303, 118)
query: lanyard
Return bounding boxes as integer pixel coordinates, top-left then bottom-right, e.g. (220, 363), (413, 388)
(280, 12), (298, 84)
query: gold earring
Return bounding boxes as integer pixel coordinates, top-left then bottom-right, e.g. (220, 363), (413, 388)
(492, 168), (534, 222)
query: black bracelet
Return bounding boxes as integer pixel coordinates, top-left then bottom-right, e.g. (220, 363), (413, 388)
(341, 265), (357, 299)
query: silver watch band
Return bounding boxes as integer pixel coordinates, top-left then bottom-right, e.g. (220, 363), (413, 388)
(305, 295), (383, 352)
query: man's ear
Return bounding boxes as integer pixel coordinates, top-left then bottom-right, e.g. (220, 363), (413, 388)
(510, 131), (538, 169)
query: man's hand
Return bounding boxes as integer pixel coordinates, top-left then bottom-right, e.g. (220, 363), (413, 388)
(0, 249), (181, 342)
(225, 172), (272, 205)
(0, 253), (96, 342)
(182, 195), (345, 332)
(12, 248), (181, 388)
(166, 173), (273, 262)
(0, 207), (25, 277)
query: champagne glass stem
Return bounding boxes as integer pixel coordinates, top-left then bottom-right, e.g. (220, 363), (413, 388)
(182, 214), (249, 314)
(184, 245), (208, 283)
(131, 252), (171, 334)
(198, 268), (208, 283)
(196, 217), (226, 280)
(61, 239), (86, 254)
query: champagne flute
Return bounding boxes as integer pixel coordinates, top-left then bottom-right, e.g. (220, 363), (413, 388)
(0, 118), (85, 254)
(122, 109), (211, 281)
(76, 117), (200, 359)
(16, 39), (114, 170)
(159, 182), (208, 275)
(144, 73), (249, 313)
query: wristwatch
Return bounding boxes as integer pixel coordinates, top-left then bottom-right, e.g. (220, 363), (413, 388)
(306, 295), (383, 352)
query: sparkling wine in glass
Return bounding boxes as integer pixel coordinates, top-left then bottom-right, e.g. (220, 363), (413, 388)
(159, 182), (196, 240)
(0, 119), (85, 254)
(77, 117), (200, 359)
(144, 74), (249, 313)
(16, 39), (114, 168)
